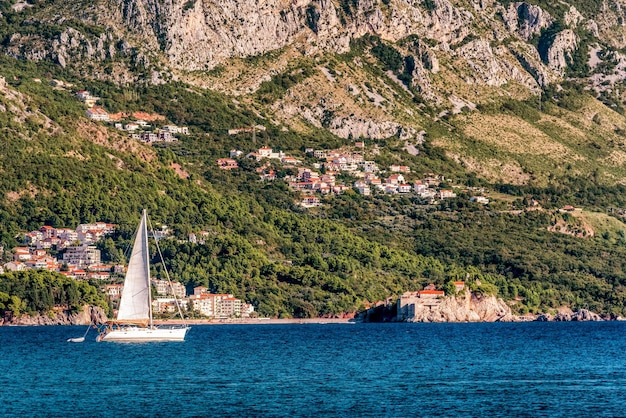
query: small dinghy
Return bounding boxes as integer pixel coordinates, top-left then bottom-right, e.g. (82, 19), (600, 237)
(67, 324), (91, 343)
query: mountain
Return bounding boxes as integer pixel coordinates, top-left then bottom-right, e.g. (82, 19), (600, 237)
(1, 0), (626, 317)
(5, 0), (626, 184)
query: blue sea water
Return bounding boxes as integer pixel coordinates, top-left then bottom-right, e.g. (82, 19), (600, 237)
(1, 322), (625, 417)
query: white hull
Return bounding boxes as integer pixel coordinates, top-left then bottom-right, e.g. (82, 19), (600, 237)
(101, 326), (189, 342)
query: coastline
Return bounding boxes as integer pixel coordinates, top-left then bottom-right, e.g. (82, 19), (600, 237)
(154, 317), (357, 326)
(1, 305), (618, 326)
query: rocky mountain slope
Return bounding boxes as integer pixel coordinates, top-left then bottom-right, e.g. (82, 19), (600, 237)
(4, 1), (626, 185)
(5, 1), (626, 94)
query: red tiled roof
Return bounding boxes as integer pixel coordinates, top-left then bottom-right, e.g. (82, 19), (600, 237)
(418, 290), (445, 295)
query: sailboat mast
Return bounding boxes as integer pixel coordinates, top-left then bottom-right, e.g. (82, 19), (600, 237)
(143, 209), (154, 329)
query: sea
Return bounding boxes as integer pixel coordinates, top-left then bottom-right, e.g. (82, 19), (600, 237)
(1, 322), (625, 417)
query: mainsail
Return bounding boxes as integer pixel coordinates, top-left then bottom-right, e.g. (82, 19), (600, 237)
(116, 210), (151, 324)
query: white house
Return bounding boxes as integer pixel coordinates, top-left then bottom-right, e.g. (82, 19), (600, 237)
(360, 161), (379, 173)
(152, 279), (187, 299)
(439, 189), (457, 199)
(354, 181), (371, 196)
(470, 196), (489, 204)
(384, 184), (398, 194)
(76, 90), (99, 107)
(413, 181), (427, 194)
(386, 174), (405, 185)
(62, 245), (101, 267)
(86, 106), (109, 121)
(301, 195), (321, 207)
(3, 261), (26, 272)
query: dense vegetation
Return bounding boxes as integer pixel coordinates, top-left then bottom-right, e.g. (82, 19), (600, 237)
(1, 1), (626, 318)
(0, 270), (107, 317)
(407, 208), (626, 315)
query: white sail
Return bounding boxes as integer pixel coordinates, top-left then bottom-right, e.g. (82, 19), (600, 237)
(116, 210), (151, 323)
(98, 209), (189, 342)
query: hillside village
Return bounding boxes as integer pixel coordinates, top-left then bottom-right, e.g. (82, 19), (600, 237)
(4, 222), (118, 279)
(70, 85), (189, 145)
(219, 144), (490, 208)
(2, 222), (253, 320)
(65, 79), (489, 209)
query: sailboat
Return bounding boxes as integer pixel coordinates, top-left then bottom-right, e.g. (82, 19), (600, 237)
(97, 209), (190, 342)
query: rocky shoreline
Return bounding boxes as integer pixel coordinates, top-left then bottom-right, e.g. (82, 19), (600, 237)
(361, 291), (619, 323)
(0, 303), (620, 326)
(534, 309), (606, 322)
(1, 305), (107, 326)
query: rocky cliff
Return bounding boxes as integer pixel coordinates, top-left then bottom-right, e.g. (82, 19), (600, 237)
(5, 0), (626, 185)
(403, 291), (606, 322)
(1, 305), (107, 326)
(6, 1), (626, 91)
(406, 290), (514, 322)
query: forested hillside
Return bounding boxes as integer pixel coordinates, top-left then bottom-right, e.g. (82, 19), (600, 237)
(0, 270), (107, 318)
(2, 0), (626, 317)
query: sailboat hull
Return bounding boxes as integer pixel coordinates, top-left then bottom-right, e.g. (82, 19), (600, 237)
(100, 326), (189, 342)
